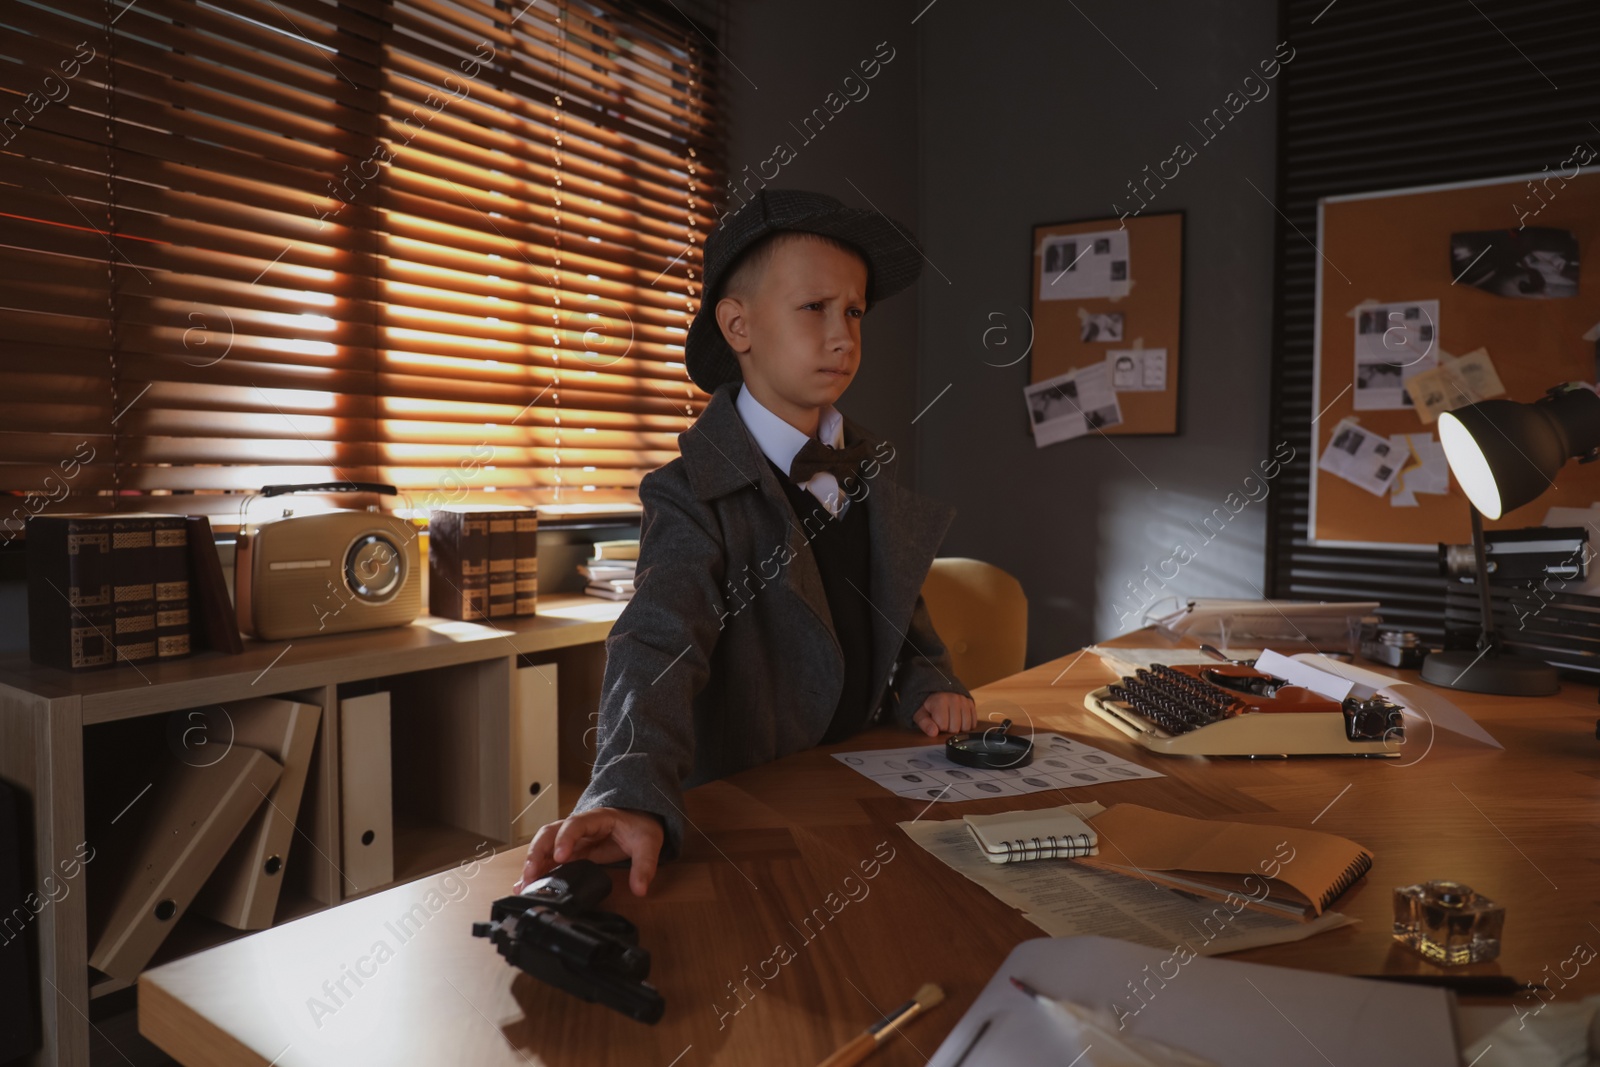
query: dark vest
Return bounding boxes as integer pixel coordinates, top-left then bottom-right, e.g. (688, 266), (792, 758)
(762, 454), (876, 743)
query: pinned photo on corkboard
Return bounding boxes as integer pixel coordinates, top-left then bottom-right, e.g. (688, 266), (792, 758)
(1080, 311), (1124, 342)
(1450, 227), (1580, 299)
(1028, 211), (1183, 439)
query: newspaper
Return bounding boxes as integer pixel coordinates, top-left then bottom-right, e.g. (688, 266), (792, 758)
(899, 812), (1355, 955)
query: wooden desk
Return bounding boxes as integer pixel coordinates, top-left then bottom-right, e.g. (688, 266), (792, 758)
(138, 642), (1600, 1066)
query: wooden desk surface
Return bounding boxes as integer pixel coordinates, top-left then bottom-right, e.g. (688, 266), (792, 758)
(139, 641), (1600, 1066)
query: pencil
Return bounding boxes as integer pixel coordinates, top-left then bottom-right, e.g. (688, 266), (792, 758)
(1355, 973), (1545, 996)
(949, 1017), (992, 1067)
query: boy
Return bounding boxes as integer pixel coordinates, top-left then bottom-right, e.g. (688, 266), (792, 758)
(516, 189), (976, 897)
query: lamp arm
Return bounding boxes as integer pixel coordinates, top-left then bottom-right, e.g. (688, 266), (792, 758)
(1470, 505), (1498, 652)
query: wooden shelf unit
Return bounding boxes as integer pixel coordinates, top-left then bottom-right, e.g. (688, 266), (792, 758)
(0, 593), (625, 1067)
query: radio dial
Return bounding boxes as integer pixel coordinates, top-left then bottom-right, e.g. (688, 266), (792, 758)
(345, 533), (405, 602)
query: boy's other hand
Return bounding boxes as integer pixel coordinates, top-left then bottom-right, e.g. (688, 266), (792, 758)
(911, 691), (978, 737)
(513, 807), (665, 897)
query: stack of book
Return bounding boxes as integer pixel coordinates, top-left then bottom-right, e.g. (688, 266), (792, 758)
(26, 512), (246, 670)
(428, 505), (539, 621)
(580, 539), (638, 601)
(27, 512), (192, 670)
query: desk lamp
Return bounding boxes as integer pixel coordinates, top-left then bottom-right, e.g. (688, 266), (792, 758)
(1425, 383), (1600, 694)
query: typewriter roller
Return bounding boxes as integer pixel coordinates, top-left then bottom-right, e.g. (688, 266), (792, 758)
(1084, 662), (1404, 757)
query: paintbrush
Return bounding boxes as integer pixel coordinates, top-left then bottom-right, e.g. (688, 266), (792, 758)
(816, 982), (944, 1067)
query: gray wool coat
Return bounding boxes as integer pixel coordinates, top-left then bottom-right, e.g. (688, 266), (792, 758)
(571, 380), (972, 863)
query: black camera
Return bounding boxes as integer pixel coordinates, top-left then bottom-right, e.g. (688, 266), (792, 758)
(1357, 619), (1428, 670)
(471, 860), (664, 1024)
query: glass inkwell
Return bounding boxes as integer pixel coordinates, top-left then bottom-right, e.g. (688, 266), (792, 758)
(1393, 880), (1504, 965)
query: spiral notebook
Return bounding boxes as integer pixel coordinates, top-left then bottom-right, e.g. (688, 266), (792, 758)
(963, 804), (1100, 864)
(1076, 803), (1373, 919)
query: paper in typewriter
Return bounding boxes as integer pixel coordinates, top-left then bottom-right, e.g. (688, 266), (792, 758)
(899, 814), (1355, 954)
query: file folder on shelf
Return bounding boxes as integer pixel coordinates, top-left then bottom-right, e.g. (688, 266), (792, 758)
(191, 697), (322, 929)
(512, 662), (559, 840)
(88, 745), (282, 982)
(339, 691), (394, 897)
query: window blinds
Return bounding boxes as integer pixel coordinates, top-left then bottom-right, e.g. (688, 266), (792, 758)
(0, 0), (722, 534)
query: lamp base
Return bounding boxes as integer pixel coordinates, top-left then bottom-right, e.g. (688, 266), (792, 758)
(1420, 649), (1560, 696)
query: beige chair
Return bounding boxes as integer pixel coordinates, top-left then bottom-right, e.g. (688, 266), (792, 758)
(919, 557), (1028, 691)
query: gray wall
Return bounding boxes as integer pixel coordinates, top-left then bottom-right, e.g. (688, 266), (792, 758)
(718, 0), (926, 475)
(716, 0), (1283, 666)
(914, 3), (1283, 664)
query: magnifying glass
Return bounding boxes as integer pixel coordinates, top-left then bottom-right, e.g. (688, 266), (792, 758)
(945, 717), (1034, 769)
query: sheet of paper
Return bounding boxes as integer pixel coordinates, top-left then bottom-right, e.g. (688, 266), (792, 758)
(899, 817), (1355, 952)
(1288, 653), (1502, 749)
(1352, 300), (1440, 411)
(1385, 681), (1506, 750)
(1387, 433), (1421, 506)
(1039, 230), (1131, 301)
(925, 937), (1457, 1067)
(1317, 417), (1404, 496)
(1403, 433), (1451, 494)
(1086, 646), (1265, 675)
(1389, 432), (1448, 506)
(1452, 347), (1506, 399)
(1404, 364), (1469, 423)
(1106, 347), (1166, 391)
(1026, 361), (1124, 447)
(836, 732), (1163, 802)
(1254, 649), (1354, 700)
(1151, 599), (1379, 633)
(1404, 347), (1506, 424)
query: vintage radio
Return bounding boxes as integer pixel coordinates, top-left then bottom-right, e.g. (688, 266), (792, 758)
(234, 483), (420, 641)
(1084, 662), (1404, 757)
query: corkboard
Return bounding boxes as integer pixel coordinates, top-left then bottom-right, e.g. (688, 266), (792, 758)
(1310, 168), (1600, 547)
(1029, 210), (1183, 435)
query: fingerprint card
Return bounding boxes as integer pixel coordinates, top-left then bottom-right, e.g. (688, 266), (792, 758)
(833, 733), (1162, 802)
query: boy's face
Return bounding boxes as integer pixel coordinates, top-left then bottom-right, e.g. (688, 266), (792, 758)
(716, 235), (869, 427)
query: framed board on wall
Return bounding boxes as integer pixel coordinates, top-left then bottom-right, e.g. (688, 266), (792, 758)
(1310, 166), (1600, 548)
(1027, 211), (1183, 441)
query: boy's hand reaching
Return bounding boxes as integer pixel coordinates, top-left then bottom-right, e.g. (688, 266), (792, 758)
(513, 807), (665, 897)
(911, 691), (978, 737)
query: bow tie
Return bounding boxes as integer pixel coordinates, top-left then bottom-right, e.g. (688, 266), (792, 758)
(789, 435), (877, 484)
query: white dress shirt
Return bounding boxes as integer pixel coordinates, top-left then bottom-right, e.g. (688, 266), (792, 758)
(735, 383), (851, 519)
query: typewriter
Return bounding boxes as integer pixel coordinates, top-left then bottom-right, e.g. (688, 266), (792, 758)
(1084, 662), (1404, 757)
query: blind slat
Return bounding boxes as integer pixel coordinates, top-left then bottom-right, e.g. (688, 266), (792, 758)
(0, 0), (721, 523)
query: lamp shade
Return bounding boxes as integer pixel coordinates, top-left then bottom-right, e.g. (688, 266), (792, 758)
(1437, 386), (1600, 520)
